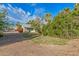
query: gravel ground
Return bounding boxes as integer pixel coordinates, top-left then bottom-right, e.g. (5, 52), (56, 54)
(0, 32), (79, 56)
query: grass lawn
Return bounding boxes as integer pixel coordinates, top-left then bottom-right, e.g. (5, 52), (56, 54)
(23, 32), (71, 45)
(31, 36), (71, 45)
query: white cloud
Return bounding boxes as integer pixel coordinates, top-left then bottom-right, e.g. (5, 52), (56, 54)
(0, 4), (32, 24)
(34, 8), (46, 17)
(8, 4), (14, 9)
(7, 7), (11, 10)
(18, 8), (26, 15)
(0, 4), (6, 10)
(26, 11), (31, 16)
(0, 4), (45, 25)
(31, 3), (37, 7)
(6, 15), (21, 22)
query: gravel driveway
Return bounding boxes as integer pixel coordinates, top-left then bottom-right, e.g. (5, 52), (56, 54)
(0, 32), (79, 56)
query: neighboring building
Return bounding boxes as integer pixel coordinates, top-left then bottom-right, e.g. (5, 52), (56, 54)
(22, 24), (36, 33)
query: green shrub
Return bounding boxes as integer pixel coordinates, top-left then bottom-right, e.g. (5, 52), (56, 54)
(0, 31), (3, 37)
(28, 4), (79, 39)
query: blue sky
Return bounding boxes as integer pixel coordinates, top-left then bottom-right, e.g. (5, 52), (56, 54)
(0, 3), (75, 25)
(4, 3), (75, 16)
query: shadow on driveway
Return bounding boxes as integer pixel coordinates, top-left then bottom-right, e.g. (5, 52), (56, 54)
(0, 32), (39, 46)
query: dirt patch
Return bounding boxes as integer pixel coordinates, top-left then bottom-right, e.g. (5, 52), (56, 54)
(0, 32), (79, 56)
(0, 39), (79, 56)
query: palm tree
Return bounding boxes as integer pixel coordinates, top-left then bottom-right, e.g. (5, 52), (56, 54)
(74, 3), (79, 11)
(64, 8), (70, 14)
(44, 13), (52, 24)
(71, 3), (79, 16)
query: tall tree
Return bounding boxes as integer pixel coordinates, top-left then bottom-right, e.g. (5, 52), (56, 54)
(44, 13), (52, 24)
(0, 9), (6, 30)
(0, 5), (7, 37)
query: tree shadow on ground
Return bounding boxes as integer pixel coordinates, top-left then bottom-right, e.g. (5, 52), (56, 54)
(0, 32), (40, 47)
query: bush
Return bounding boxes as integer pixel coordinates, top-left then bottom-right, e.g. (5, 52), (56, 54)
(41, 8), (79, 39)
(28, 5), (79, 39)
(0, 31), (3, 37)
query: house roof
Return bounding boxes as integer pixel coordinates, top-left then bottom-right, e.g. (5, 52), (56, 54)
(23, 24), (33, 28)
